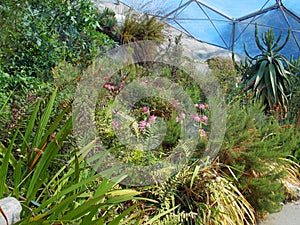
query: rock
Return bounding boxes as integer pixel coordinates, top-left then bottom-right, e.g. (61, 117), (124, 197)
(285, 181), (300, 199)
(0, 197), (22, 225)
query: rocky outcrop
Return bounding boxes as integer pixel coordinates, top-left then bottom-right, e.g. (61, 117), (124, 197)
(0, 197), (21, 225)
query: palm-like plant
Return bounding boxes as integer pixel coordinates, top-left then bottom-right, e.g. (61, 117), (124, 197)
(238, 24), (295, 118)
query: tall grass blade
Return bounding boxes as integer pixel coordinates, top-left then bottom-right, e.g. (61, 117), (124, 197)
(108, 204), (137, 225)
(26, 114), (72, 202)
(0, 129), (18, 198)
(32, 88), (57, 149)
(21, 101), (41, 155)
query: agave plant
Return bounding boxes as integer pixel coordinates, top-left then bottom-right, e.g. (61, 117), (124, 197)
(238, 24), (296, 118)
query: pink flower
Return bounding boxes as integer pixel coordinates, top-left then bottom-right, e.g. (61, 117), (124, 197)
(172, 100), (180, 108)
(190, 113), (200, 122)
(104, 83), (115, 90)
(176, 116), (180, 123)
(119, 84), (124, 90)
(199, 104), (205, 109)
(191, 113), (208, 123)
(112, 121), (119, 130)
(139, 121), (150, 133)
(148, 115), (157, 122)
(181, 113), (186, 120)
(194, 104), (199, 108)
(194, 116), (201, 122)
(200, 129), (206, 137)
(190, 113), (197, 119)
(201, 115), (208, 123)
(141, 106), (150, 114)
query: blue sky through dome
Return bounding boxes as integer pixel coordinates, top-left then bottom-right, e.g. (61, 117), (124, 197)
(102, 0), (300, 57)
(195, 0), (275, 19)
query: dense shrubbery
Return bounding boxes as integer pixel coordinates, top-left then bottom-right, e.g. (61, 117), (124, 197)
(0, 0), (116, 80)
(0, 1), (299, 224)
(219, 101), (298, 216)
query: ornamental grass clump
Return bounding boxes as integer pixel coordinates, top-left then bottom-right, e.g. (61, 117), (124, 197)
(149, 163), (256, 225)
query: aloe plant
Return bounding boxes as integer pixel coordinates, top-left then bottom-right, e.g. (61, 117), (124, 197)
(238, 24), (296, 118)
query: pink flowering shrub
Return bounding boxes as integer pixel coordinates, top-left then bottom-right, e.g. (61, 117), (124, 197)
(95, 64), (210, 166)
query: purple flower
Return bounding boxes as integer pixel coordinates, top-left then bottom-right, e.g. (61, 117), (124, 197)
(148, 115), (157, 122)
(119, 84), (124, 90)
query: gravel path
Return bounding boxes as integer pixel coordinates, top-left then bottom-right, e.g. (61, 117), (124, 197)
(258, 201), (300, 225)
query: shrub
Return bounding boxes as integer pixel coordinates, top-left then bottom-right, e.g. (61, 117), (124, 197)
(206, 56), (241, 93)
(219, 101), (299, 217)
(119, 13), (165, 44)
(288, 56), (300, 123)
(0, 0), (117, 80)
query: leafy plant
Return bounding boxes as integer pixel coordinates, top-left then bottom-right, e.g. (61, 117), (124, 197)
(148, 162), (256, 225)
(97, 7), (119, 42)
(288, 56), (300, 122)
(119, 13), (165, 44)
(206, 56), (241, 93)
(235, 24), (296, 119)
(0, 0), (116, 80)
(0, 89), (147, 224)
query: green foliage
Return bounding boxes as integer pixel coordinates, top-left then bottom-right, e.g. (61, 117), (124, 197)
(148, 163), (256, 225)
(0, 69), (12, 131)
(94, 58), (208, 167)
(51, 60), (82, 109)
(0, 0), (116, 80)
(288, 56), (300, 122)
(235, 24), (296, 119)
(206, 57), (241, 93)
(98, 7), (119, 41)
(119, 14), (165, 44)
(0, 90), (144, 224)
(219, 101), (299, 216)
(0, 67), (55, 145)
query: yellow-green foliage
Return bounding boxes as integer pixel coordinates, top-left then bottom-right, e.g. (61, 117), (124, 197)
(119, 14), (165, 44)
(150, 163), (256, 225)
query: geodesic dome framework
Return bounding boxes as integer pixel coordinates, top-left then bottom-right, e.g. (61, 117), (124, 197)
(101, 0), (300, 58)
